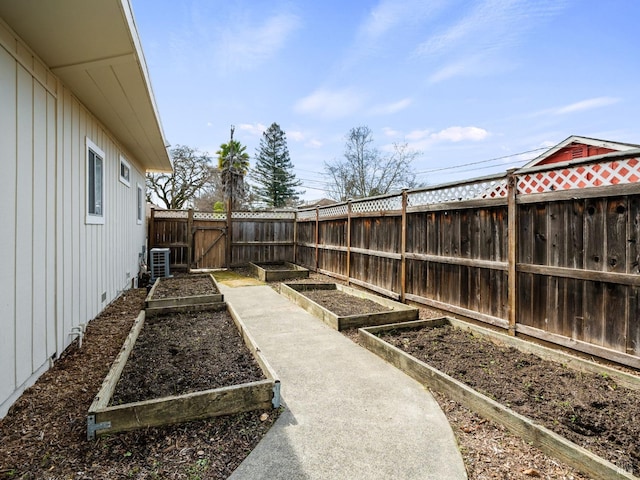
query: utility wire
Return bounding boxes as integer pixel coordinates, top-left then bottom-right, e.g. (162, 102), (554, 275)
(414, 147), (547, 175)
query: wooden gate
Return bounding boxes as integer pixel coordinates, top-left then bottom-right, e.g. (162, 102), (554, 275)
(192, 218), (226, 269)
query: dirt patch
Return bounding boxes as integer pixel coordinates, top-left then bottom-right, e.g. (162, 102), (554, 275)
(0, 288), (278, 479)
(112, 310), (265, 404)
(152, 274), (218, 299)
(379, 323), (640, 476)
(301, 289), (392, 317)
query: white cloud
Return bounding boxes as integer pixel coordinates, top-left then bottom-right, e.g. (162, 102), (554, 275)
(431, 126), (489, 142)
(361, 0), (444, 39)
(288, 130), (305, 142)
(416, 0), (564, 57)
(382, 127), (402, 138)
(390, 126), (490, 150)
(415, 0), (566, 81)
(305, 139), (324, 149)
(294, 88), (366, 118)
(527, 97), (622, 118)
(215, 13), (301, 70)
(279, 129), (322, 148)
(553, 97), (620, 115)
(238, 123), (267, 136)
(427, 54), (489, 83)
(406, 128), (431, 141)
(370, 98), (413, 115)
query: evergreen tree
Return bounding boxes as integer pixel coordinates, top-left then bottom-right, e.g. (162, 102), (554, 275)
(250, 123), (302, 208)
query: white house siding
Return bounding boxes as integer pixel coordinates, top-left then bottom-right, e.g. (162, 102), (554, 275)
(0, 20), (148, 417)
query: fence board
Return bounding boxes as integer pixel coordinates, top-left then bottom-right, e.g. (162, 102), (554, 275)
(630, 287), (640, 355)
(604, 282), (628, 351)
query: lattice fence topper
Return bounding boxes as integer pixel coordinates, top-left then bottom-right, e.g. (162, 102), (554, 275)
(318, 204), (349, 218)
(153, 210), (188, 219)
(193, 212), (226, 220)
(407, 177), (508, 207)
(232, 211), (295, 219)
(297, 209), (317, 220)
(518, 158), (640, 194)
(351, 196), (403, 213)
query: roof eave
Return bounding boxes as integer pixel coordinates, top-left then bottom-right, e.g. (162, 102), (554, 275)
(0, 0), (172, 172)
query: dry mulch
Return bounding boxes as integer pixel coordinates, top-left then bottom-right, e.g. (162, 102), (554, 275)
(0, 288), (277, 480)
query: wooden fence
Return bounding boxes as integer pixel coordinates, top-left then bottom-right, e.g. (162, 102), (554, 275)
(148, 210), (295, 270)
(296, 149), (640, 369)
(148, 148), (640, 369)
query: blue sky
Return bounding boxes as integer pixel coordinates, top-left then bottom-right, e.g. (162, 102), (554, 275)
(131, 0), (640, 201)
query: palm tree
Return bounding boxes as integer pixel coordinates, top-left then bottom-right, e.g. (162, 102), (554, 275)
(217, 127), (250, 209)
(216, 140), (250, 174)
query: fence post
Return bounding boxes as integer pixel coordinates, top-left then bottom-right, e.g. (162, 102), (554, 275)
(293, 211), (298, 264)
(148, 207), (155, 252)
(507, 169), (518, 336)
(401, 190), (407, 302)
(226, 199), (232, 268)
(187, 208), (193, 271)
(346, 200), (352, 283)
(314, 206), (319, 271)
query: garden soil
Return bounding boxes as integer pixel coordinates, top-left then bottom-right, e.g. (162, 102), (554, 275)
(111, 310), (265, 404)
(379, 324), (640, 477)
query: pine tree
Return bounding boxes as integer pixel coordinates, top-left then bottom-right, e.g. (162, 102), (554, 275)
(250, 123), (302, 208)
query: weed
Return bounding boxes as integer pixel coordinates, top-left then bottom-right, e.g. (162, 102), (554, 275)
(187, 457), (209, 480)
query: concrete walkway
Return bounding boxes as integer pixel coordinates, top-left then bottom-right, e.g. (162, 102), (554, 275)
(221, 283), (467, 480)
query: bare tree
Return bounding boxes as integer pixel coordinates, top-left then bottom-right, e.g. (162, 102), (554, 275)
(146, 145), (214, 209)
(324, 126), (420, 201)
(192, 169), (224, 211)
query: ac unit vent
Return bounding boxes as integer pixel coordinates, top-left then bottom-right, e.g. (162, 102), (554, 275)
(150, 248), (171, 283)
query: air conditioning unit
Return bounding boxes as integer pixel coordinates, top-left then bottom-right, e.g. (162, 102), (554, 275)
(150, 248), (171, 283)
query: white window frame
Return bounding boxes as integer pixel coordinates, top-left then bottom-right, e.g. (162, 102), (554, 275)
(86, 138), (105, 225)
(137, 183), (144, 225)
(119, 155), (131, 187)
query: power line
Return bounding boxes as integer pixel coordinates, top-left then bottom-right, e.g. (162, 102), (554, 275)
(414, 147), (547, 175)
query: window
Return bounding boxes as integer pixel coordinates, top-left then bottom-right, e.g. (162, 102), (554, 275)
(137, 183), (144, 224)
(86, 138), (105, 224)
(120, 156), (131, 186)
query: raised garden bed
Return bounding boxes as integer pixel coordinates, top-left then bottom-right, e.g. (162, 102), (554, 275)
(249, 261), (309, 282)
(360, 317), (640, 480)
(87, 305), (280, 439)
(280, 282), (418, 330)
(145, 274), (224, 317)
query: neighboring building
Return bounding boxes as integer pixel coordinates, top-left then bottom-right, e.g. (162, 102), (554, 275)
(299, 198), (337, 209)
(0, 1), (172, 417)
(522, 135), (640, 168)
